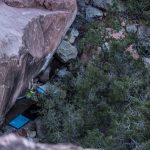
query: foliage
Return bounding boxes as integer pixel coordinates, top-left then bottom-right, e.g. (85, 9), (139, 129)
(73, 38), (150, 149)
(120, 0), (150, 25)
(26, 89), (35, 99)
(38, 35), (150, 149)
(78, 21), (105, 51)
(37, 17), (150, 149)
(123, 0), (150, 15)
(37, 82), (83, 143)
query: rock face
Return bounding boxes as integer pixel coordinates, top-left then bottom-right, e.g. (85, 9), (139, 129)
(0, 134), (95, 150)
(0, 0), (77, 119)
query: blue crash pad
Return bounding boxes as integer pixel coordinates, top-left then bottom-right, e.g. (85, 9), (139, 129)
(36, 87), (46, 94)
(9, 114), (30, 129)
(36, 83), (51, 94)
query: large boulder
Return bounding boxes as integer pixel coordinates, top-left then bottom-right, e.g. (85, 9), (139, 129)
(0, 134), (103, 150)
(0, 134), (96, 150)
(56, 40), (78, 63)
(0, 0), (77, 120)
(85, 5), (103, 21)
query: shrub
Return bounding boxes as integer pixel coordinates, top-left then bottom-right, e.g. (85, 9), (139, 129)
(37, 83), (83, 143)
(121, 0), (150, 25)
(73, 37), (150, 149)
(37, 21), (150, 149)
(78, 21), (105, 51)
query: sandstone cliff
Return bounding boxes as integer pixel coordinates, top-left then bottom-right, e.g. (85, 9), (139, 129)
(0, 0), (77, 120)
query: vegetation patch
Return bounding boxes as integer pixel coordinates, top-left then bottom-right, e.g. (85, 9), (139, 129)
(77, 21), (105, 52)
(120, 0), (150, 25)
(36, 21), (150, 149)
(35, 2), (150, 148)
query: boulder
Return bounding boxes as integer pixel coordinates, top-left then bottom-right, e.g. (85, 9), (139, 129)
(137, 25), (150, 50)
(68, 28), (79, 44)
(137, 25), (150, 38)
(4, 0), (76, 12)
(76, 0), (86, 10)
(0, 0), (77, 120)
(56, 40), (78, 63)
(126, 24), (138, 33)
(27, 130), (37, 138)
(86, 6), (103, 21)
(143, 58), (150, 71)
(92, 0), (113, 10)
(0, 134), (96, 150)
(56, 67), (73, 78)
(144, 57), (150, 66)
(85, 0), (90, 5)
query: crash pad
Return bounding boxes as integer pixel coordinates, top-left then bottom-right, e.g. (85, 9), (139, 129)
(9, 114), (30, 129)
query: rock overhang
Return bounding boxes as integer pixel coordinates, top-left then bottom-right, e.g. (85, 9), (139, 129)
(0, 0), (77, 119)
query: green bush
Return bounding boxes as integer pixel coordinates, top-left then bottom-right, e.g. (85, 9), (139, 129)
(37, 82), (83, 143)
(38, 36), (150, 149)
(73, 38), (150, 149)
(121, 0), (150, 25)
(123, 0), (150, 15)
(37, 20), (150, 149)
(78, 21), (105, 51)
